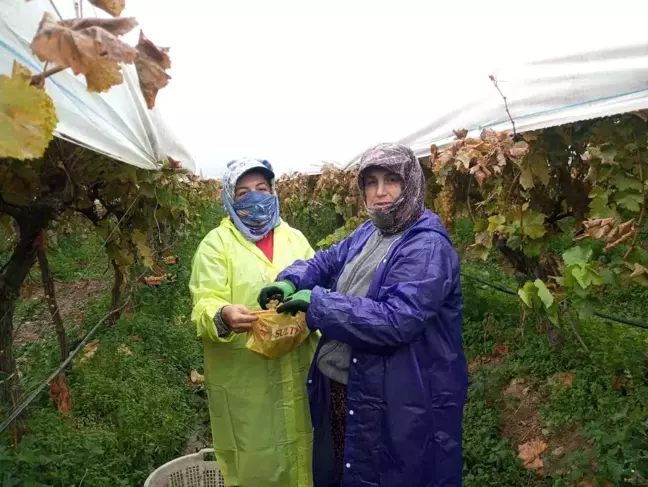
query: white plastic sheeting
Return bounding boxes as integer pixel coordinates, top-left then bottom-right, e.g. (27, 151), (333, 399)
(0, 0), (195, 171)
(345, 43), (648, 168)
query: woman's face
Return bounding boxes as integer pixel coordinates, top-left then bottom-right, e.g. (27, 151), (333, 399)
(234, 171), (271, 201)
(363, 167), (403, 209)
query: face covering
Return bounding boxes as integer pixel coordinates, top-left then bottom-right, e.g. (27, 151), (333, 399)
(358, 143), (425, 235)
(225, 190), (280, 241)
(222, 158), (280, 242)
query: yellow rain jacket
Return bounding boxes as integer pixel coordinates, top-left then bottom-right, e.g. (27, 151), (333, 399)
(189, 217), (318, 487)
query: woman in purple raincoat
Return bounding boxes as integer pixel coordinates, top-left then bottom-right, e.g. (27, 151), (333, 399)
(258, 143), (468, 487)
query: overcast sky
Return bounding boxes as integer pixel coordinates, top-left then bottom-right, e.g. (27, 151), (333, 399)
(119, 0), (648, 178)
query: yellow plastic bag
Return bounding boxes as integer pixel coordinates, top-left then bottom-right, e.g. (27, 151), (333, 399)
(245, 310), (309, 359)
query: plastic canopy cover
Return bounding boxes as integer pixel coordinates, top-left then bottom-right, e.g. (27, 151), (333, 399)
(345, 42), (648, 168)
(0, 0), (196, 172)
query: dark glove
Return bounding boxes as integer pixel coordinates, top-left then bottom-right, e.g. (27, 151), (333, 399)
(276, 290), (311, 316)
(257, 280), (296, 309)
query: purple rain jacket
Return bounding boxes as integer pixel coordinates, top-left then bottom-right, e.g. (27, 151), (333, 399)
(277, 210), (468, 487)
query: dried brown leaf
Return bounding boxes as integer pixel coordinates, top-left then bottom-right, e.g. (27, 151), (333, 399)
(509, 141), (530, 158)
(605, 221), (635, 251)
(31, 12), (137, 75)
(89, 0), (125, 17)
(474, 169), (488, 186)
(550, 371), (575, 388)
(494, 344), (510, 357)
(190, 369), (205, 384)
(80, 339), (100, 363)
(518, 439), (547, 470)
(630, 263), (648, 278)
(48, 374), (72, 415)
(135, 31), (171, 109)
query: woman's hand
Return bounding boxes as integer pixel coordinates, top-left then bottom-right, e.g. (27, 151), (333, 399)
(277, 290), (311, 316)
(257, 280), (296, 309)
(221, 305), (258, 333)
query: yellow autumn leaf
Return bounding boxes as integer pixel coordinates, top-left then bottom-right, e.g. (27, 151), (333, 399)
(89, 0), (125, 17)
(85, 58), (123, 93)
(0, 74), (58, 160)
(80, 339), (100, 363)
(11, 60), (32, 81)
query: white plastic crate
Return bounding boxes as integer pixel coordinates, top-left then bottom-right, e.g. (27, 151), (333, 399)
(144, 448), (225, 487)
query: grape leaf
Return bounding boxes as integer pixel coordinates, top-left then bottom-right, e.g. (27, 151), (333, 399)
(534, 279), (554, 308)
(569, 265), (603, 289)
(80, 339), (100, 363)
(522, 209), (546, 239)
(519, 165), (535, 190)
(612, 174), (643, 191)
(614, 190), (643, 212)
(588, 193), (615, 219)
(518, 439), (547, 470)
(135, 31), (171, 109)
(487, 214), (506, 233)
(506, 235), (522, 250)
(11, 60), (32, 82)
(190, 370), (205, 384)
(522, 240), (544, 257)
(629, 263), (648, 278)
(89, 0), (125, 17)
(131, 229), (147, 246)
(473, 219), (488, 232)
(47, 375), (72, 416)
(562, 246), (592, 266)
(518, 281), (536, 307)
(113, 248), (134, 267)
(588, 185), (606, 198)
(31, 13), (137, 75)
(138, 243), (155, 268)
(131, 229), (154, 268)
(588, 146), (617, 165)
(0, 74), (58, 160)
(85, 58), (124, 93)
(0, 215), (15, 238)
(528, 153), (550, 186)
(471, 230), (491, 261)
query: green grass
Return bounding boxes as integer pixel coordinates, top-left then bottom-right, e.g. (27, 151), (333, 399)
(0, 207), (223, 486)
(459, 240), (648, 486)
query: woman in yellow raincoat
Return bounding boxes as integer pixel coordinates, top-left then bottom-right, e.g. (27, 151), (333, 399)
(189, 158), (318, 486)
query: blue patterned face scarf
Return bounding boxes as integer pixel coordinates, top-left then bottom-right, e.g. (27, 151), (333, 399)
(222, 158), (280, 242)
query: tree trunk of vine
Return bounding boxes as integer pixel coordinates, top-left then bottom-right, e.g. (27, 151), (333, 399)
(108, 259), (123, 326)
(36, 249), (69, 364)
(0, 216), (48, 441)
(493, 235), (549, 281)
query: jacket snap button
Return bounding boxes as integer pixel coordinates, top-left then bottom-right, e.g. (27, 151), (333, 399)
(346, 463), (351, 469)
(352, 358), (357, 364)
(349, 410), (354, 415)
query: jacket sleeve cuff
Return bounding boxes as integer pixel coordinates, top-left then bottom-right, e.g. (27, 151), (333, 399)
(306, 286), (329, 331)
(213, 307), (232, 338)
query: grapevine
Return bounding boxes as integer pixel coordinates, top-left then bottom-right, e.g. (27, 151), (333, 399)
(276, 114), (648, 330)
(0, 0), (219, 434)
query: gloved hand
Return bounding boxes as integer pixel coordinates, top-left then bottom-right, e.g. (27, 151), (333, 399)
(277, 290), (311, 316)
(258, 280), (296, 309)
